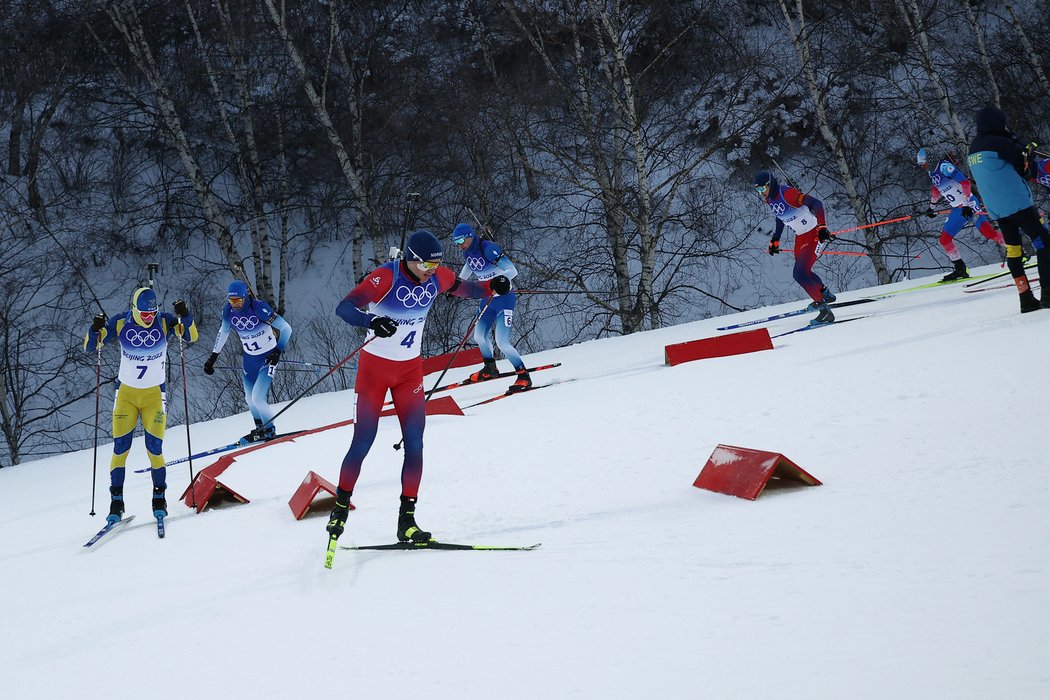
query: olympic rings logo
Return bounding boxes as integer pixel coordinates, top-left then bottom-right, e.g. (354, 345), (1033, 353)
(771, 202), (786, 216)
(395, 284), (436, 308)
(467, 256), (487, 271)
(231, 315), (260, 331)
(125, 328), (163, 347)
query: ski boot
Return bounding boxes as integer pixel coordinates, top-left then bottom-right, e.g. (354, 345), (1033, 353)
(1020, 290), (1041, 313)
(326, 488), (353, 539)
(397, 496), (432, 543)
(941, 259), (970, 282)
(468, 359), (499, 383)
(261, 425), (277, 441)
(807, 286), (837, 310)
(152, 486), (167, 519)
(506, 369), (533, 394)
(107, 486), (124, 524)
(809, 303), (835, 325)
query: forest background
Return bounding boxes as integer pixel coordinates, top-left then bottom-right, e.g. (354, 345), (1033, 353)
(1, 0), (1048, 466)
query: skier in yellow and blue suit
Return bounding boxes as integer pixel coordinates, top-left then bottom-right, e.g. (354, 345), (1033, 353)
(84, 288), (198, 523)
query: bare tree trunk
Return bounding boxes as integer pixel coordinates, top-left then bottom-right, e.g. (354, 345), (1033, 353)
(895, 0), (969, 158)
(963, 0), (1001, 109)
(261, 0), (371, 279)
(25, 83), (64, 211)
(779, 0), (891, 284)
(1004, 0), (1050, 98)
(105, 0), (241, 275)
(8, 90), (26, 177)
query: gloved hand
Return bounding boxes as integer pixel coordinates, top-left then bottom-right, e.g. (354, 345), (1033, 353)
(266, 349), (281, 366)
(768, 240), (780, 256)
(816, 225), (831, 243)
(369, 315), (398, 338)
(490, 275), (511, 295)
(91, 314), (106, 331)
(1026, 141), (1038, 154)
(173, 299), (189, 317)
(203, 352), (219, 376)
(961, 206), (974, 218)
(925, 208), (938, 218)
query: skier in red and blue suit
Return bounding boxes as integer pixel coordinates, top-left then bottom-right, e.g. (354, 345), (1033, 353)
(754, 170), (837, 325)
(917, 147), (1005, 281)
(1030, 156), (1050, 195)
(325, 230), (509, 544)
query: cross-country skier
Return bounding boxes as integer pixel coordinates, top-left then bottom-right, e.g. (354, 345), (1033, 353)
(967, 106), (1050, 312)
(754, 170), (837, 325)
(451, 222), (531, 392)
(202, 280), (293, 444)
(326, 230), (509, 544)
(917, 147), (1005, 281)
(84, 288), (198, 523)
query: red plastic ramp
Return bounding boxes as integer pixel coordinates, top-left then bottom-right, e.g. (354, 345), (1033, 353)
(665, 328), (773, 366)
(422, 348), (483, 375)
(288, 471), (355, 520)
(693, 444), (821, 500)
(180, 472), (250, 513)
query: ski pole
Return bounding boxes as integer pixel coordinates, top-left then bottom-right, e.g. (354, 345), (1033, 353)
(398, 192), (422, 257)
(515, 289), (619, 295)
(393, 298), (492, 451)
(174, 310), (197, 511)
(257, 336), (375, 433)
(89, 342), (102, 516)
(213, 364), (321, 373)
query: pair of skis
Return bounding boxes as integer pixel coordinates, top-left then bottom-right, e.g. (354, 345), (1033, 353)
(771, 315), (871, 338)
(132, 430), (305, 474)
(717, 298), (877, 331)
(83, 513), (165, 548)
(325, 537), (540, 568)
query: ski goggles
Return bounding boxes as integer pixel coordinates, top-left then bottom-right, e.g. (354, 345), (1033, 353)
(754, 183), (770, 195)
(228, 295), (246, 307)
(413, 259), (441, 271)
(451, 233), (469, 245)
(137, 310), (157, 325)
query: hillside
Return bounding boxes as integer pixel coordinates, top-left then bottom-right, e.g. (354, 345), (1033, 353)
(1, 265), (1047, 699)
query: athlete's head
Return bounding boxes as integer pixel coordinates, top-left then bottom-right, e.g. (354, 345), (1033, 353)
(753, 170), (778, 198)
(131, 287), (158, 328)
(451, 223), (475, 250)
(406, 230), (443, 280)
(227, 280), (249, 311)
(916, 147), (929, 170)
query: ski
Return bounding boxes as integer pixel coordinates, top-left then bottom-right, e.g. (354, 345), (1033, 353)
(771, 316), (871, 339)
(415, 362), (562, 398)
(465, 379), (574, 408)
(83, 515), (137, 548)
(156, 516), (165, 538)
(324, 535), (339, 569)
(717, 299), (877, 331)
(341, 541), (541, 551)
(133, 430), (306, 473)
(962, 261), (1037, 288)
(964, 280), (1041, 294)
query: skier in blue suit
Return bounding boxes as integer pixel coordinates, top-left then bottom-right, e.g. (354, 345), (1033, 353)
(451, 223), (531, 392)
(203, 280), (294, 441)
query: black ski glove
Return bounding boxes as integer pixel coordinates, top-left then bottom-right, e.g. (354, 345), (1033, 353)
(816, 226), (831, 243)
(369, 316), (398, 338)
(768, 240), (780, 256)
(173, 299), (189, 317)
(961, 206), (974, 218)
(266, 349), (282, 366)
(490, 275), (511, 295)
(925, 209), (938, 218)
(91, 314), (106, 332)
(203, 352), (219, 375)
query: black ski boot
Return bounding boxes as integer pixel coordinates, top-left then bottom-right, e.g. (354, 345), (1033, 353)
(942, 259), (970, 282)
(326, 488), (353, 539)
(506, 369), (532, 394)
(397, 496), (432, 543)
(1020, 290), (1041, 313)
(468, 359), (500, 383)
(107, 486), (124, 524)
(809, 303), (835, 325)
(152, 486), (167, 519)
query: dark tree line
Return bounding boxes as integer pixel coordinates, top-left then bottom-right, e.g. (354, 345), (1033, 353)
(1, 0), (1047, 464)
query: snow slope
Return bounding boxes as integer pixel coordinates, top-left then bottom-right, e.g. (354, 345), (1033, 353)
(1, 265), (1047, 699)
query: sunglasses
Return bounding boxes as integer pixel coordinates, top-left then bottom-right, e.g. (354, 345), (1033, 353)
(415, 260), (441, 271)
(452, 235), (468, 245)
(755, 184), (770, 193)
(228, 296), (245, 305)
(139, 310), (156, 323)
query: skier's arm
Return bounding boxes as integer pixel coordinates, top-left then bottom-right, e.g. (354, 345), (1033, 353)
(212, 313), (233, 354)
(269, 314), (292, 351)
(799, 192), (826, 227)
(84, 314), (117, 351)
(163, 311), (198, 343)
(436, 267), (493, 299)
(336, 267), (393, 328)
(458, 262), (471, 280)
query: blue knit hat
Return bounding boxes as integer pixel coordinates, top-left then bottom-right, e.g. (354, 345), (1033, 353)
(227, 280), (249, 298)
(406, 230), (444, 263)
(451, 223), (475, 243)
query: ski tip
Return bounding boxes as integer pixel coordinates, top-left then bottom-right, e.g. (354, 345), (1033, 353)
(324, 536), (339, 569)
